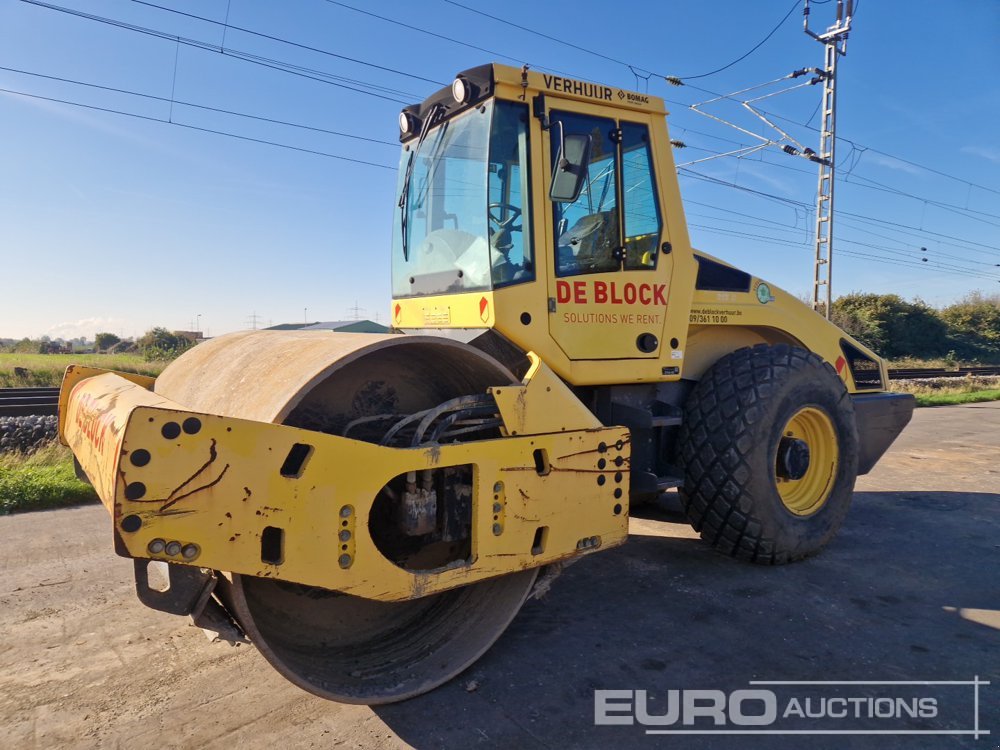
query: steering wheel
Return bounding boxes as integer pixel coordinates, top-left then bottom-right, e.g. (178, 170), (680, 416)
(488, 202), (522, 230)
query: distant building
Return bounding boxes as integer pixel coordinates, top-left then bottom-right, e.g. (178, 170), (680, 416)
(264, 320), (389, 334)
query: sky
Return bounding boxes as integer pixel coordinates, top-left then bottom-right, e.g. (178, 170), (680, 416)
(1, 0), (998, 340)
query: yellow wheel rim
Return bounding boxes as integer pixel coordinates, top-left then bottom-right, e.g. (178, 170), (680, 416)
(775, 406), (839, 516)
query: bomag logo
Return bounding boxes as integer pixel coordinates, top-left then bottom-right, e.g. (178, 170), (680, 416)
(618, 90), (651, 105)
(542, 74), (613, 102)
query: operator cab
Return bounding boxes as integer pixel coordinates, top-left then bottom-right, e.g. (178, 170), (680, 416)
(392, 69), (535, 298)
(391, 64), (694, 385)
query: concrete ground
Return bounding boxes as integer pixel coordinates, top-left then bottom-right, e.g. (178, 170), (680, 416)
(1, 403), (997, 749)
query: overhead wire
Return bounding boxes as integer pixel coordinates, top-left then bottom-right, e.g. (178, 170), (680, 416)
(13, 0), (999, 283)
(676, 137), (1000, 227)
(841, 172), (1000, 225)
(19, 0), (419, 103)
(673, 0), (801, 80)
(688, 223), (1000, 280)
(670, 80), (1000, 198)
(0, 86), (396, 169)
(436, 0), (1000, 199)
(687, 196), (1000, 267)
(678, 167), (1000, 255)
(321, 0), (579, 78)
(688, 206), (1000, 274)
(0, 65), (400, 146)
(442, 0), (635, 69)
(129, 0), (444, 86)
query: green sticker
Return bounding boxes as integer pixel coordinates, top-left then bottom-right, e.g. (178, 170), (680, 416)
(755, 282), (775, 304)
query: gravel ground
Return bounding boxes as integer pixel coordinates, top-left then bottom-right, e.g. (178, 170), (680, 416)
(0, 415), (58, 454)
(891, 374), (1000, 392)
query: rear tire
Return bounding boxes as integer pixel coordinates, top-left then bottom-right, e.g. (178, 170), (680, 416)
(678, 344), (858, 564)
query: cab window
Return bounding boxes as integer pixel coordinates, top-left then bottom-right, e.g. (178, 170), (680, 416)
(621, 122), (661, 270)
(550, 114), (661, 277)
(488, 101), (534, 287)
(550, 111), (620, 277)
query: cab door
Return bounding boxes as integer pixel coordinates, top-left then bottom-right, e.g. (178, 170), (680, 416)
(544, 106), (675, 361)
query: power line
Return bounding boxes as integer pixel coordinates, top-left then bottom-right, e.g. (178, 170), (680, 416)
(439, 0), (998, 200)
(13, 2), (997, 285)
(837, 248), (999, 282)
(130, 0), (445, 86)
(0, 86), (396, 169)
(445, 0), (797, 85)
(668, 81), (1000, 198)
(839, 211), (1000, 254)
(688, 198), (1000, 267)
(674, 0), (800, 80)
(688, 223), (1000, 280)
(40, 45), (988, 267)
(20, 1), (416, 104)
(675, 137), (1000, 228)
(442, 0), (635, 69)
(0, 65), (399, 146)
(857, 146), (1000, 197)
(679, 167), (1000, 254)
(679, 166), (813, 207)
(687, 210), (810, 238)
(322, 0), (575, 78)
(842, 172), (1000, 225)
(835, 236), (998, 275)
(4, 91), (992, 285)
(397, 0), (1000, 221)
(838, 215), (1000, 258)
(835, 219), (1000, 265)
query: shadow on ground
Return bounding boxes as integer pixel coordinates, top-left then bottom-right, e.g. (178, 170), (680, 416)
(373, 491), (999, 749)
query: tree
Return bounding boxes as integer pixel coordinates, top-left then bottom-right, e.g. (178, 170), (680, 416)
(137, 327), (193, 361)
(95, 332), (121, 352)
(940, 292), (1000, 358)
(832, 293), (949, 359)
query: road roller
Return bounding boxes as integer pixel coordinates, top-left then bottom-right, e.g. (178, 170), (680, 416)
(58, 63), (914, 703)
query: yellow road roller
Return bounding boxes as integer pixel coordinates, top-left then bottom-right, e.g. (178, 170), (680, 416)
(58, 63), (914, 704)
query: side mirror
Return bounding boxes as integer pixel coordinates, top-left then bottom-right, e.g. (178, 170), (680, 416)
(549, 131), (592, 203)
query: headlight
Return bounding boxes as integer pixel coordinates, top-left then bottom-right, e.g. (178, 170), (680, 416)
(399, 110), (418, 136)
(452, 77), (469, 104)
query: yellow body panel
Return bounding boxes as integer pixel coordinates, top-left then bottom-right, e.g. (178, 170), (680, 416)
(683, 251), (886, 392)
(60, 363), (629, 602)
(490, 353), (602, 436)
(60, 366), (175, 504)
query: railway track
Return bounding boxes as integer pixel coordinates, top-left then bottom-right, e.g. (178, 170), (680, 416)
(887, 366), (1000, 380)
(1, 367), (998, 417)
(0, 387), (59, 416)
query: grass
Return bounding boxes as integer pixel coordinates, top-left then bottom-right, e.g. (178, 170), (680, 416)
(0, 352), (169, 387)
(0, 442), (98, 514)
(890, 374), (1000, 407)
(911, 389), (1000, 407)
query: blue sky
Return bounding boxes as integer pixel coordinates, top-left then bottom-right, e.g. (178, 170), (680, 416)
(1, 0), (998, 340)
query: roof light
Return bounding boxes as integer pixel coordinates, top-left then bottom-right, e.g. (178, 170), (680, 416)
(398, 111), (419, 137)
(452, 77), (470, 104)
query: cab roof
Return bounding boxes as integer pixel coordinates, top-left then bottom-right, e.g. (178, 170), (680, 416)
(399, 63), (667, 143)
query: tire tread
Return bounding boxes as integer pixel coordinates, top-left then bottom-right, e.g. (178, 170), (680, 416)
(678, 343), (852, 565)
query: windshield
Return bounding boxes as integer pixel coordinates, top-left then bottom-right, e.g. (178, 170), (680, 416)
(393, 100), (534, 298)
